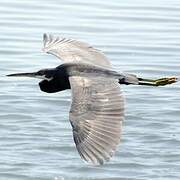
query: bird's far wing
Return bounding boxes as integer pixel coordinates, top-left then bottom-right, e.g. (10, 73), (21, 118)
(43, 33), (112, 68)
(69, 76), (124, 165)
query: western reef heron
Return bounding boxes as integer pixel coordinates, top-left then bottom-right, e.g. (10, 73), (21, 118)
(7, 34), (178, 165)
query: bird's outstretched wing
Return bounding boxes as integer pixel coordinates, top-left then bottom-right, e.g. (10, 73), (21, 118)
(43, 33), (111, 68)
(43, 34), (124, 164)
(69, 76), (124, 165)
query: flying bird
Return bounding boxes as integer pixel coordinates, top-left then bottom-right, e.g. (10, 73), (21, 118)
(7, 34), (178, 165)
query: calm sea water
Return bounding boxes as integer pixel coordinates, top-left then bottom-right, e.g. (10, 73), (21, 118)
(0, 0), (180, 179)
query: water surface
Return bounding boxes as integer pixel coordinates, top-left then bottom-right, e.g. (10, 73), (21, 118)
(0, 0), (180, 179)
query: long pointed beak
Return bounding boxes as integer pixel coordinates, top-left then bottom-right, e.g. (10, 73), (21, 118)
(7, 72), (38, 78)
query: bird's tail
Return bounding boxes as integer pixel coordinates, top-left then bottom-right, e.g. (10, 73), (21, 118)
(119, 74), (139, 85)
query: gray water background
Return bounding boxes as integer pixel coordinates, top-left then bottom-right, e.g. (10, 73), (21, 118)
(0, 0), (180, 179)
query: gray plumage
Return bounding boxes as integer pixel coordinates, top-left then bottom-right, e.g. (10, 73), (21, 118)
(7, 34), (178, 165)
(43, 34), (125, 164)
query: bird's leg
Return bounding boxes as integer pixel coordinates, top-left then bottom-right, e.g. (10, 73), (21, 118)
(137, 77), (178, 86)
(119, 74), (178, 86)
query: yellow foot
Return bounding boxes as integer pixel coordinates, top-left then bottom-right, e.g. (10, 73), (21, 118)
(155, 77), (178, 86)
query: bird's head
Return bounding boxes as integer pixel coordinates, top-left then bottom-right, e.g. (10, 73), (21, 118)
(7, 68), (56, 81)
(7, 67), (70, 93)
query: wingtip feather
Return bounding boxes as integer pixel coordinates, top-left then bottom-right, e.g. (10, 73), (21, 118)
(43, 33), (53, 52)
(43, 33), (47, 41)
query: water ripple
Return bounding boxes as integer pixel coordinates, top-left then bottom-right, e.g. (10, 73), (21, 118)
(0, 0), (180, 179)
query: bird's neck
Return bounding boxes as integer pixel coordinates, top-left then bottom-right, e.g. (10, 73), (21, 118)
(39, 75), (70, 93)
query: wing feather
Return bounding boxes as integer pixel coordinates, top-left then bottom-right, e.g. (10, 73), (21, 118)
(42, 33), (125, 164)
(69, 76), (124, 165)
(43, 33), (112, 68)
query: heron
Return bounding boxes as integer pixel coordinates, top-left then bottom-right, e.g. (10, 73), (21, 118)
(7, 34), (178, 165)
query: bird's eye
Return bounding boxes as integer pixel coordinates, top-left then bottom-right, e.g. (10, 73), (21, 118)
(38, 70), (45, 75)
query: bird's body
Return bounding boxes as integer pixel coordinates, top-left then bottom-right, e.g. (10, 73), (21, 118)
(7, 34), (178, 165)
(38, 62), (138, 94)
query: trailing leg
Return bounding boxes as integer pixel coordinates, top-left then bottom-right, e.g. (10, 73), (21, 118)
(119, 75), (177, 87)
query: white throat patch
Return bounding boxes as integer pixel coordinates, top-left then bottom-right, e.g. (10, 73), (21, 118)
(36, 75), (53, 81)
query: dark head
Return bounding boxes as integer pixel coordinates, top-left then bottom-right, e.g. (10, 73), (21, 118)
(7, 67), (70, 93)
